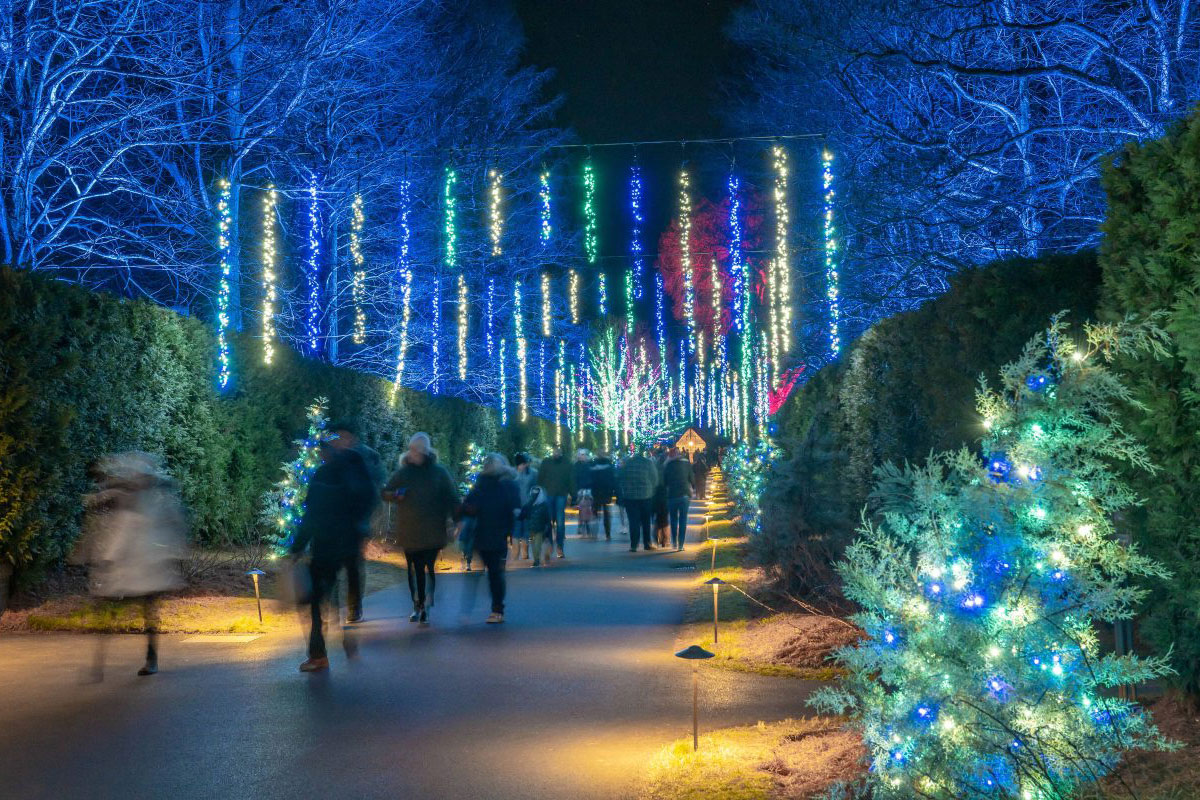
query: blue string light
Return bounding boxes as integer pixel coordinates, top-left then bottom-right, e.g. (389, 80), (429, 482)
(215, 179), (233, 390)
(822, 149), (841, 356)
(655, 272), (666, 358)
(728, 171), (747, 334)
(539, 169), (552, 244)
(305, 174), (322, 357)
(390, 179), (413, 402)
(630, 163), (645, 309)
(486, 277), (495, 359)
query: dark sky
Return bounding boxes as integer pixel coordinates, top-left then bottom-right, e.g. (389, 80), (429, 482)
(513, 0), (746, 143)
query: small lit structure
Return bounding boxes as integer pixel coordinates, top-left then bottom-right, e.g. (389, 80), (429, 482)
(675, 428), (706, 459)
(246, 568), (266, 623)
(705, 577), (727, 643)
(675, 644), (716, 751)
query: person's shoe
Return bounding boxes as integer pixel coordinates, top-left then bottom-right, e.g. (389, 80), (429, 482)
(409, 609), (420, 623)
(465, 563), (473, 572)
(299, 657), (329, 672)
(629, 547), (638, 552)
(485, 612), (505, 624)
(137, 661), (158, 677)
(646, 544), (656, 550)
(556, 549), (565, 559)
(345, 614), (364, 624)
(418, 608), (429, 626)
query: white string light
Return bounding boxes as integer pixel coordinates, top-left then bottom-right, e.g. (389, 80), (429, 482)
(499, 337), (508, 426)
(445, 167), (465, 378)
(823, 149), (841, 356)
(486, 277), (496, 359)
(539, 169), (552, 243)
(216, 179), (233, 390)
(679, 168), (696, 355)
(569, 269), (580, 324)
(541, 271), (552, 337)
(305, 175), (321, 356)
(350, 193), (367, 345)
(431, 277), (441, 392)
(488, 168), (504, 256)
(261, 184), (278, 365)
(390, 179), (413, 403)
(771, 145), (791, 373)
(584, 158), (599, 315)
(515, 279), (528, 422)
(457, 275), (468, 380)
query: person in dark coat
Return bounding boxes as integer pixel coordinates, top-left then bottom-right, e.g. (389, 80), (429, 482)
(327, 419), (384, 623)
(590, 452), (618, 540)
(290, 438), (376, 672)
(617, 449), (660, 552)
(537, 447), (574, 558)
(663, 448), (695, 550)
(692, 452), (710, 502)
(381, 432), (459, 625)
(653, 448), (670, 547)
(461, 454), (521, 623)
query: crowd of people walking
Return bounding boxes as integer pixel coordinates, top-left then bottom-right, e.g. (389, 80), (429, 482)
(79, 420), (716, 675)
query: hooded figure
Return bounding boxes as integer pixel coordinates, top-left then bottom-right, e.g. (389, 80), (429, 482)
(461, 453), (520, 622)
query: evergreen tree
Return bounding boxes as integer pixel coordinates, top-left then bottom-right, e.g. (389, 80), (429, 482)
(813, 318), (1173, 799)
(458, 441), (488, 496)
(261, 399), (330, 553)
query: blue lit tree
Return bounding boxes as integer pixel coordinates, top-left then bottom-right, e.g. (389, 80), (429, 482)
(260, 398), (330, 553)
(812, 317), (1174, 798)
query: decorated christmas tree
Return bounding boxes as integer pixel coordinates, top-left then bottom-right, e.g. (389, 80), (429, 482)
(458, 441), (488, 496)
(724, 438), (780, 533)
(813, 318), (1174, 798)
(261, 398), (330, 554)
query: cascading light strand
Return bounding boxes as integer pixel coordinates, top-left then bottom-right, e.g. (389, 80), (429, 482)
(305, 175), (322, 356)
(350, 193), (367, 345)
(539, 169), (552, 243)
(583, 157), (600, 316)
(488, 168), (504, 256)
(655, 272), (666, 357)
(515, 279), (528, 422)
(390, 178), (414, 403)
(569, 269), (580, 324)
(678, 167), (696, 355)
(822, 149), (841, 356)
(431, 277), (441, 392)
(499, 337), (508, 426)
(772, 145), (791, 368)
(444, 167), (466, 379)
(630, 164), (645, 309)
(486, 277), (496, 359)
(216, 179), (233, 390)
(261, 184), (278, 365)
(541, 271), (552, 337)
(728, 171), (747, 335)
(457, 276), (468, 380)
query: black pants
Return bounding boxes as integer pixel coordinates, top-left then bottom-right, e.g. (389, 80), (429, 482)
(308, 555), (358, 659)
(477, 548), (507, 613)
(405, 547), (440, 609)
(623, 498), (653, 549)
(597, 502), (612, 538)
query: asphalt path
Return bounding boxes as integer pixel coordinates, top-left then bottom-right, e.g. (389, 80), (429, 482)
(0, 506), (819, 800)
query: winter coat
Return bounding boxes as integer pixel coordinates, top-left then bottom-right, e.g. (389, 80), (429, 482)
(617, 455), (660, 502)
(538, 455), (574, 497)
(572, 460), (594, 495)
(514, 467), (539, 506)
(693, 457), (710, 482)
(521, 486), (552, 535)
(664, 457), (695, 499)
(291, 448), (376, 563)
(382, 454), (460, 551)
(590, 458), (617, 505)
(80, 477), (187, 598)
(462, 473), (521, 551)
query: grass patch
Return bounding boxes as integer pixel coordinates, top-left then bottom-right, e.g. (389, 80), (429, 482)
(638, 717), (863, 800)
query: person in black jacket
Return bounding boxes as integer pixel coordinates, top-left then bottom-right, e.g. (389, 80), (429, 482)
(590, 452), (617, 540)
(461, 453), (521, 623)
(289, 437), (376, 672)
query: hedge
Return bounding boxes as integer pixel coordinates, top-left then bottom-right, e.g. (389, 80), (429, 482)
(760, 252), (1102, 593)
(0, 267), (580, 594)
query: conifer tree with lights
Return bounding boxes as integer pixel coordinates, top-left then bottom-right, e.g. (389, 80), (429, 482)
(261, 398), (330, 553)
(812, 317), (1174, 799)
(459, 441), (488, 495)
(724, 438), (780, 533)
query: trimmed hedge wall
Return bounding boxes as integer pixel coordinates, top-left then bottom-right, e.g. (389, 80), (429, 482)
(761, 252), (1102, 592)
(0, 267), (574, 590)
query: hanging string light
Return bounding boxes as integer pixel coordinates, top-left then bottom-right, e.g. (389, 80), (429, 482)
(630, 163), (645, 309)
(583, 157), (600, 315)
(431, 278), (441, 392)
(305, 175), (322, 356)
(771, 145), (792, 371)
(712, 258), (727, 367)
(539, 169), (552, 243)
(456, 275), (468, 380)
(557, 340), (566, 443)
(679, 167), (696, 355)
(515, 279), (528, 422)
(823, 149), (842, 356)
(390, 179), (414, 403)
(350, 193), (367, 345)
(569, 269), (580, 325)
(728, 171), (747, 335)
(499, 337), (508, 426)
(541, 271), (552, 337)
(488, 168), (504, 256)
(444, 167), (466, 379)
(539, 340), (546, 408)
(486, 277), (496, 359)
(655, 272), (666, 357)
(215, 179), (233, 390)
(261, 184), (278, 365)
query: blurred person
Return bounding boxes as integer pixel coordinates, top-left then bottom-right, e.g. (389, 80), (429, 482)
(460, 454), (521, 623)
(382, 433), (459, 625)
(572, 449), (595, 537)
(653, 447), (670, 547)
(325, 419), (383, 624)
(76, 452), (187, 678)
(511, 453), (538, 560)
(289, 435), (376, 672)
(692, 452), (710, 502)
(663, 448), (695, 550)
(590, 451), (617, 540)
(537, 446), (573, 558)
(523, 484), (553, 567)
(617, 449), (659, 552)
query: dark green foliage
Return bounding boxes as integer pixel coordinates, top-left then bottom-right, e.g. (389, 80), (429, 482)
(1100, 111), (1200, 700)
(762, 253), (1102, 597)
(0, 268), (562, 590)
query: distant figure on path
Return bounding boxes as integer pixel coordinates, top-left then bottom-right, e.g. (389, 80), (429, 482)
(76, 452), (187, 678)
(327, 419), (383, 623)
(617, 449), (660, 552)
(590, 451), (617, 540)
(663, 448), (694, 551)
(523, 484), (553, 567)
(461, 454), (521, 623)
(511, 453), (538, 561)
(289, 436), (375, 672)
(653, 447), (670, 547)
(692, 453), (710, 502)
(538, 447), (573, 559)
(382, 433), (459, 626)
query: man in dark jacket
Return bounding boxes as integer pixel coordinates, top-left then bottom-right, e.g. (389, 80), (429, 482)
(290, 438), (376, 672)
(617, 450), (660, 552)
(461, 454), (521, 623)
(692, 452), (710, 502)
(590, 452), (618, 540)
(663, 448), (694, 550)
(327, 419), (383, 623)
(537, 448), (574, 558)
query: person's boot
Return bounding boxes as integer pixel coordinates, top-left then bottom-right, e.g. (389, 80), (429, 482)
(418, 607), (429, 626)
(138, 642), (158, 676)
(299, 656), (330, 672)
(409, 605), (421, 623)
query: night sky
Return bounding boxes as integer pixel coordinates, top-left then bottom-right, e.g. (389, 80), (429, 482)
(513, 0), (745, 143)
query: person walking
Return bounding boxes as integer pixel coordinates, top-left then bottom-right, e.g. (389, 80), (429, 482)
(617, 449), (660, 552)
(523, 484), (553, 567)
(663, 447), (694, 550)
(511, 453), (538, 560)
(538, 447), (573, 558)
(653, 447), (670, 547)
(590, 451), (618, 540)
(290, 437), (376, 672)
(327, 420), (383, 623)
(572, 449), (595, 537)
(381, 433), (460, 626)
(692, 452), (710, 502)
(76, 452), (187, 678)
(461, 454), (521, 623)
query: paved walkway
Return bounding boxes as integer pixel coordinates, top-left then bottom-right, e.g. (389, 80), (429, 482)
(0, 501), (818, 800)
